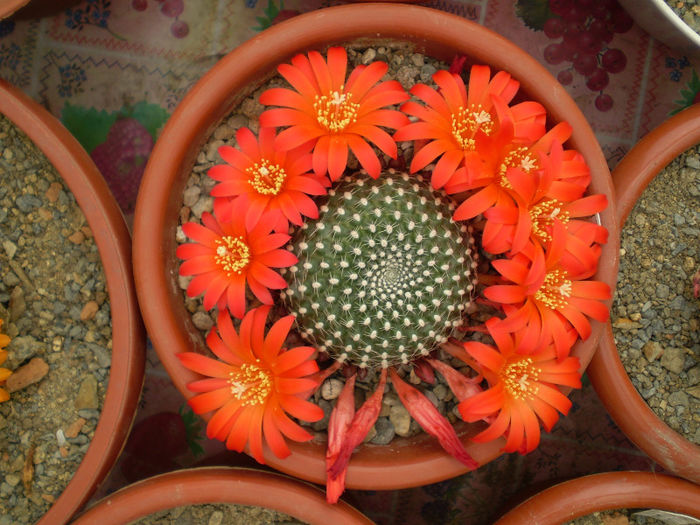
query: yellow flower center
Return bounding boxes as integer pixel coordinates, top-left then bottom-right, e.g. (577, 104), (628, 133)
(534, 268), (572, 310)
(499, 147), (538, 177)
(451, 104), (494, 151)
(498, 147), (538, 188)
(246, 159), (287, 196)
(314, 89), (359, 132)
(228, 362), (272, 406)
(214, 236), (250, 276)
(530, 199), (570, 242)
(501, 358), (541, 400)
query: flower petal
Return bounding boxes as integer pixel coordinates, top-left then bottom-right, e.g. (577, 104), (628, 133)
(328, 369), (387, 479)
(179, 352), (232, 378)
(263, 315), (295, 361)
(389, 369), (478, 469)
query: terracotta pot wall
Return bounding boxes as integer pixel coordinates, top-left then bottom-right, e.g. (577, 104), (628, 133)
(0, 0), (28, 19)
(133, 4), (618, 489)
(495, 471), (700, 524)
(72, 467), (374, 525)
(0, 80), (146, 524)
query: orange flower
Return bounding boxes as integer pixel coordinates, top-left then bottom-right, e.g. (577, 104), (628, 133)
(470, 130), (604, 257)
(259, 46), (409, 181)
(447, 122), (590, 228)
(178, 306), (324, 463)
(483, 242), (611, 359)
(177, 201), (297, 318)
(482, 191), (608, 261)
(209, 127), (328, 231)
(394, 65), (546, 189)
(0, 320), (11, 403)
(458, 319), (582, 454)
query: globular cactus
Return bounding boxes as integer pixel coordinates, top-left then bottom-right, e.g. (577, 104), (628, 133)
(281, 171), (478, 369)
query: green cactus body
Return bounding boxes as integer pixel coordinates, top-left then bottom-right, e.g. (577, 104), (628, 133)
(281, 171), (477, 369)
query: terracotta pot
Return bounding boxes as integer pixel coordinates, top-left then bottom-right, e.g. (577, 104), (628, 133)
(587, 103), (700, 484)
(72, 467), (374, 524)
(0, 0), (28, 19)
(495, 471), (700, 524)
(0, 80), (146, 523)
(132, 3), (618, 490)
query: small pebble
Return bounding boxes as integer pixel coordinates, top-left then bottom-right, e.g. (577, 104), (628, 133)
(192, 311), (214, 331)
(389, 404), (412, 437)
(321, 378), (344, 400)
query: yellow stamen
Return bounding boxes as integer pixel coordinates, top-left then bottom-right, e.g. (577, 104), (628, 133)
(530, 199), (570, 242)
(501, 358), (540, 400)
(228, 361), (272, 406)
(246, 159), (287, 195)
(499, 147), (539, 177)
(214, 236), (250, 276)
(534, 269), (572, 310)
(314, 88), (359, 132)
(451, 104), (494, 150)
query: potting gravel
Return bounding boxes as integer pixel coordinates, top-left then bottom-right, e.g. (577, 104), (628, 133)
(0, 114), (111, 523)
(612, 145), (700, 445)
(132, 502), (305, 525)
(662, 0), (700, 34)
(567, 508), (681, 525)
(175, 43), (497, 446)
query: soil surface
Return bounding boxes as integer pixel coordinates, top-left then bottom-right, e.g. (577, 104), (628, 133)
(612, 144), (700, 445)
(567, 508), (687, 524)
(663, 0), (700, 33)
(132, 502), (305, 525)
(0, 114), (111, 523)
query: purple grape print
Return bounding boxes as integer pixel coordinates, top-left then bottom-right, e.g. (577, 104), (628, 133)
(515, 0), (633, 111)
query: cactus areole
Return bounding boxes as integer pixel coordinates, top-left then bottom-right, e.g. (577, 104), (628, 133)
(282, 171), (478, 369)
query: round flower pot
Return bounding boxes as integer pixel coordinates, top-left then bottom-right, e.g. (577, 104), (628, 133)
(494, 471), (700, 524)
(587, 103), (700, 484)
(132, 3), (618, 490)
(72, 467), (373, 524)
(0, 80), (146, 523)
(0, 0), (27, 18)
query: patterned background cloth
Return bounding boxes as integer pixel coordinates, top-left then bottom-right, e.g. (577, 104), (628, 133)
(1, 0), (696, 523)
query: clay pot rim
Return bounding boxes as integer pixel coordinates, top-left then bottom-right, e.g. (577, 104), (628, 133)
(588, 103), (700, 484)
(0, 0), (29, 19)
(0, 80), (146, 523)
(72, 467), (373, 525)
(494, 471), (700, 524)
(132, 3), (618, 489)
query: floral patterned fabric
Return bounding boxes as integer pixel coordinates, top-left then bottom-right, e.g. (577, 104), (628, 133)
(1, 1), (691, 523)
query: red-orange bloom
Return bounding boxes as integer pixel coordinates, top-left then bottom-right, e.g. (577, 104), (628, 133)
(259, 46), (410, 181)
(448, 122), (590, 228)
(177, 201), (297, 318)
(473, 131), (604, 257)
(394, 65), (546, 189)
(458, 319), (582, 454)
(178, 306), (323, 463)
(209, 127), (328, 232)
(482, 191), (608, 261)
(483, 242), (611, 359)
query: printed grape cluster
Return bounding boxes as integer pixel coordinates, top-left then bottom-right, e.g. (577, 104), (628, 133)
(541, 0), (633, 111)
(131, 0), (189, 38)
